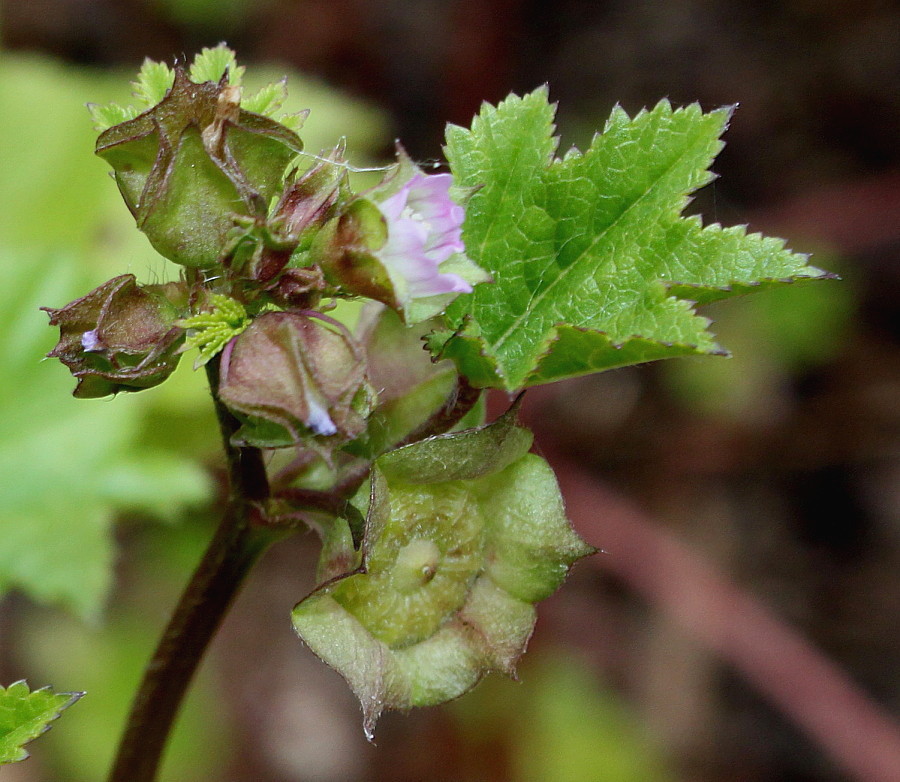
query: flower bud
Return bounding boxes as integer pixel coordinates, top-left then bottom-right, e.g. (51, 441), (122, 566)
(217, 311), (371, 449)
(226, 148), (347, 286)
(268, 266), (327, 310)
(44, 275), (187, 398)
(95, 67), (304, 268)
(275, 144), (347, 240)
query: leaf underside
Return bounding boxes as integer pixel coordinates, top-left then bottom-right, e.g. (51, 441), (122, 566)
(438, 89), (829, 391)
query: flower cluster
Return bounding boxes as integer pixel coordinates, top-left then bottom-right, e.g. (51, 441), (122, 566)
(46, 46), (486, 454)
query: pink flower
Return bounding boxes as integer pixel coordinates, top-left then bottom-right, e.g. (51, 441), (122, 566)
(313, 161), (488, 323)
(375, 173), (472, 298)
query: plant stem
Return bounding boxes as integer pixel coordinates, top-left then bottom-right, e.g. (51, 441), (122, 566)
(107, 356), (275, 782)
(397, 375), (483, 448)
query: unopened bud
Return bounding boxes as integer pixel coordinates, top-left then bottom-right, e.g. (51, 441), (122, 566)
(95, 67), (304, 268)
(44, 275), (187, 398)
(217, 311), (372, 449)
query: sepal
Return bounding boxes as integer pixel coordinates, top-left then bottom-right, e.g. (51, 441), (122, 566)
(44, 275), (187, 398)
(345, 305), (460, 459)
(95, 64), (304, 268)
(217, 311), (372, 450)
(292, 409), (594, 736)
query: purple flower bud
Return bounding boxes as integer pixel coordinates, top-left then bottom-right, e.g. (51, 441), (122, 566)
(80, 330), (102, 352)
(217, 311), (372, 449)
(44, 275), (187, 398)
(276, 145), (347, 239)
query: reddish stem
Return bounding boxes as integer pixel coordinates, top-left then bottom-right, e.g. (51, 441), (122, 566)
(107, 357), (276, 782)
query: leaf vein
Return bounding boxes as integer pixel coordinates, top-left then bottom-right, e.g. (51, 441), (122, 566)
(490, 122), (712, 355)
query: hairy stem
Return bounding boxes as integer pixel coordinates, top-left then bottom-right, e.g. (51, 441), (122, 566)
(107, 356), (275, 782)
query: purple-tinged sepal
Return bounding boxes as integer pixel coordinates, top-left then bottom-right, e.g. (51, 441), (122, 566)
(276, 143), (349, 244)
(44, 275), (187, 398)
(217, 311), (373, 450)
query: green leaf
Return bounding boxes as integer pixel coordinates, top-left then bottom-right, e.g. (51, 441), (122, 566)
(237, 72), (308, 134)
(241, 79), (288, 116)
(131, 58), (175, 108)
(87, 101), (139, 132)
(439, 89), (829, 390)
(89, 48), (281, 133)
(292, 410), (593, 736)
(0, 681), (82, 765)
(88, 57), (176, 132)
(189, 44), (245, 86)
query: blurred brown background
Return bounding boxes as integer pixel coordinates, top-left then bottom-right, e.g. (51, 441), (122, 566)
(1, 1), (898, 780)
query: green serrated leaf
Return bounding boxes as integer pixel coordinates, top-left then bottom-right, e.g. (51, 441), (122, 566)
(441, 89), (829, 390)
(293, 411), (594, 736)
(131, 58), (175, 108)
(0, 681), (82, 765)
(176, 294), (251, 368)
(84, 59), (174, 133)
(241, 79), (288, 116)
(189, 44), (245, 86)
(87, 102), (139, 132)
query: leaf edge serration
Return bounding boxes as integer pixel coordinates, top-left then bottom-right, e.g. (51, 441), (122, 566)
(0, 680), (83, 765)
(439, 88), (830, 391)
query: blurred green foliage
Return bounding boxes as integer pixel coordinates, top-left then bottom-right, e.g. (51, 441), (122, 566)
(451, 649), (676, 782)
(17, 520), (227, 782)
(0, 54), (208, 622)
(661, 264), (853, 421)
